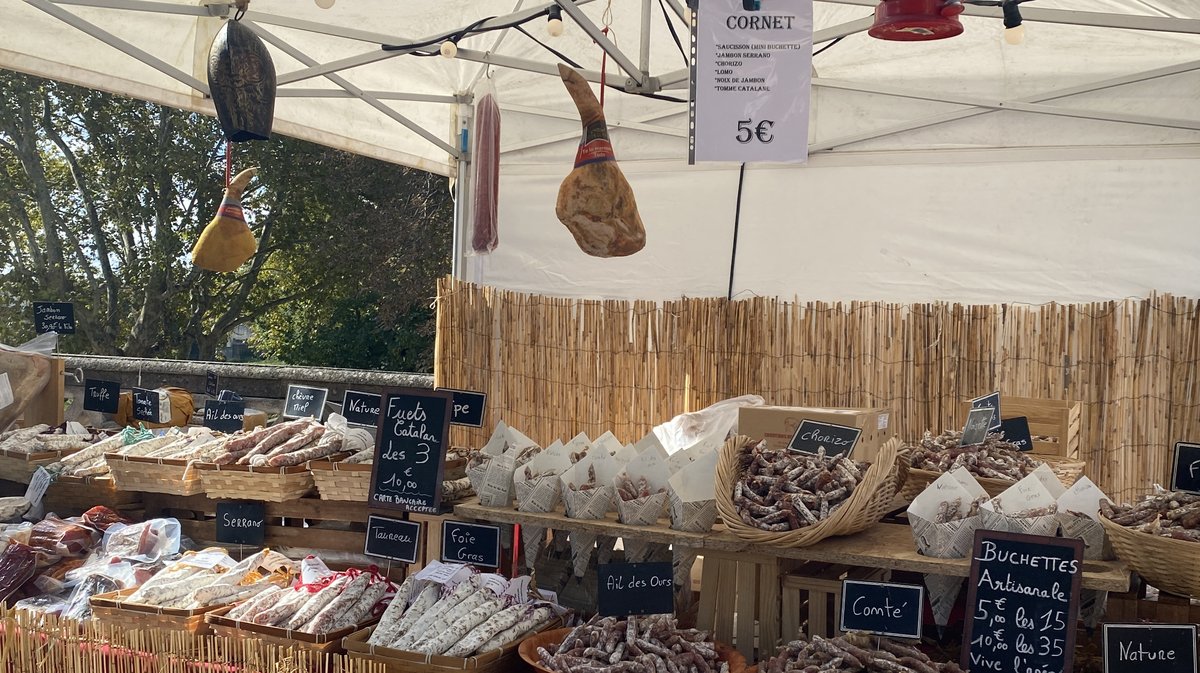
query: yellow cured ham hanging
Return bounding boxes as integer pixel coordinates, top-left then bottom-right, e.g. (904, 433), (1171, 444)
(192, 168), (258, 273)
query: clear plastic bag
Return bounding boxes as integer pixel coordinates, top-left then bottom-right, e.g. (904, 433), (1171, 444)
(101, 518), (181, 564)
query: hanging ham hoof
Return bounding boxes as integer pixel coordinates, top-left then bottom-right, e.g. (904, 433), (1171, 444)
(555, 64), (646, 258)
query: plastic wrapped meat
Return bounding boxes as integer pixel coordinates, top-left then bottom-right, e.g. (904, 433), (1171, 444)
(29, 516), (99, 559)
(0, 543), (37, 604)
(81, 506), (128, 532)
(61, 573), (121, 620)
(102, 519), (181, 563)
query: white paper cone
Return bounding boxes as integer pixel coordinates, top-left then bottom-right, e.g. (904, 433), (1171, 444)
(521, 524), (546, 573)
(924, 574), (966, 627)
(673, 548), (698, 612)
(570, 532), (597, 578)
(1079, 589), (1108, 628)
(669, 493), (718, 533)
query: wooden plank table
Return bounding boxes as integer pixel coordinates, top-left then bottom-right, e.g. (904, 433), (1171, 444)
(453, 500), (1130, 592)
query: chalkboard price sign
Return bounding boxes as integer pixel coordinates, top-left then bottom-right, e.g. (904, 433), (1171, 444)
(33, 301), (76, 335)
(436, 388), (488, 427)
(342, 390), (383, 427)
(365, 515), (421, 564)
(83, 379), (120, 414)
(839, 580), (924, 639)
(999, 416), (1034, 452)
(962, 530), (1084, 673)
(283, 384), (328, 420)
(960, 407), (994, 447)
(1170, 442), (1200, 494)
(203, 399), (246, 433)
(598, 562), (674, 617)
(131, 388), (165, 424)
(368, 388), (452, 514)
(788, 420), (862, 458)
(215, 501), (266, 545)
(1103, 624), (1197, 673)
(440, 520), (501, 568)
(206, 370), (219, 397)
(970, 391), (1002, 431)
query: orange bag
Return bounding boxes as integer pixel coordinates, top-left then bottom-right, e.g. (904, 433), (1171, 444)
(115, 387), (195, 428)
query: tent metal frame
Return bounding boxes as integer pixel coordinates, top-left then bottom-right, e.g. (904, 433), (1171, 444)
(21, 0), (1200, 161)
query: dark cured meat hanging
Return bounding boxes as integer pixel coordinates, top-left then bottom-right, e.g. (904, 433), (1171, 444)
(471, 92), (501, 253)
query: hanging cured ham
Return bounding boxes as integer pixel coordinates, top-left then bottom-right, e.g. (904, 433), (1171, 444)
(555, 64), (646, 258)
(191, 168), (259, 273)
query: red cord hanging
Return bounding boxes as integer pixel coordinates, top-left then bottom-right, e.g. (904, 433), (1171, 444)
(225, 140), (232, 188)
(599, 27), (609, 108)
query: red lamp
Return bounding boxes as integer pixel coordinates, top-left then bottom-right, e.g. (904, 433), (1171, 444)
(868, 0), (965, 41)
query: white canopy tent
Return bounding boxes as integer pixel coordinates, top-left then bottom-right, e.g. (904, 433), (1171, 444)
(3, 0), (1199, 303)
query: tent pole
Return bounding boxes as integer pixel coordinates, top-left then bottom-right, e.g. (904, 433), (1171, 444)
(815, 0), (1200, 34)
(556, 0), (645, 85)
(639, 0), (653, 77)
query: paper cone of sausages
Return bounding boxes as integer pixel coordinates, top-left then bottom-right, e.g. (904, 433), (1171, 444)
(1056, 476), (1113, 627)
(613, 449), (670, 563)
(467, 422), (540, 507)
(513, 442), (570, 573)
(668, 449), (720, 612)
(560, 451), (620, 578)
(908, 468), (988, 627)
(983, 466), (1062, 536)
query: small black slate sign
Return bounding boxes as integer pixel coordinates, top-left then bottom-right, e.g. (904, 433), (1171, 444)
(999, 416), (1034, 452)
(368, 387), (452, 514)
(962, 530), (1084, 673)
(365, 515), (421, 564)
(960, 407), (993, 446)
(970, 391), (1002, 431)
(342, 390), (383, 427)
(440, 520), (501, 568)
(1103, 624), (1197, 673)
(283, 384), (328, 420)
(598, 562), (674, 617)
(216, 501), (266, 545)
(83, 379), (120, 414)
(131, 388), (162, 424)
(436, 388), (488, 428)
(206, 370), (219, 397)
(33, 301), (75, 335)
(1170, 442), (1200, 494)
(840, 580), (924, 639)
(203, 399), (246, 433)
(788, 419), (862, 458)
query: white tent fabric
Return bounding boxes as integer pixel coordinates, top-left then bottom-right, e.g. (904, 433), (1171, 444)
(3, 0), (1199, 302)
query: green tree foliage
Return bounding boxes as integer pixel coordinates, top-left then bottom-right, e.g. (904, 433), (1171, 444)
(0, 72), (450, 370)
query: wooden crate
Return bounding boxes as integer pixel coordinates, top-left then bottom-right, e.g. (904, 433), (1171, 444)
(206, 606), (377, 655)
(105, 453), (204, 496)
(0, 446), (79, 484)
(1104, 583), (1200, 624)
(194, 461), (317, 502)
(44, 475), (142, 515)
(90, 588), (222, 636)
(695, 550), (781, 661)
(957, 395), (1082, 458)
(780, 563), (890, 642)
(344, 619), (559, 673)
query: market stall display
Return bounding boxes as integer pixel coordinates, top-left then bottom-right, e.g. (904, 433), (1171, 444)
(899, 429), (1084, 500)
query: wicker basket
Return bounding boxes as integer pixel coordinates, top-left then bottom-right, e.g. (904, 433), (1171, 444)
(309, 461), (371, 501)
(206, 606), (376, 654)
(898, 455), (1086, 502)
(105, 453), (204, 496)
(715, 436), (908, 547)
(348, 617), (564, 673)
(194, 461), (323, 502)
(45, 475), (142, 514)
(1100, 514), (1200, 598)
(0, 447), (80, 484)
(90, 588), (222, 636)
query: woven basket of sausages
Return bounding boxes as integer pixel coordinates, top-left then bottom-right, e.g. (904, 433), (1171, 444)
(715, 435), (907, 547)
(1099, 491), (1200, 598)
(309, 460), (371, 501)
(106, 455), (205, 496)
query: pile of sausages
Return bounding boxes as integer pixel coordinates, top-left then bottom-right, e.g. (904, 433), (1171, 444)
(210, 418), (342, 467)
(733, 441), (866, 531)
(225, 570), (390, 634)
(1101, 491), (1200, 542)
(538, 614), (727, 673)
(762, 634), (965, 673)
(908, 430), (1038, 481)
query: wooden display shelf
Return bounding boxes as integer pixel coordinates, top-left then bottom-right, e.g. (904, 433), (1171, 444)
(453, 501), (1131, 593)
